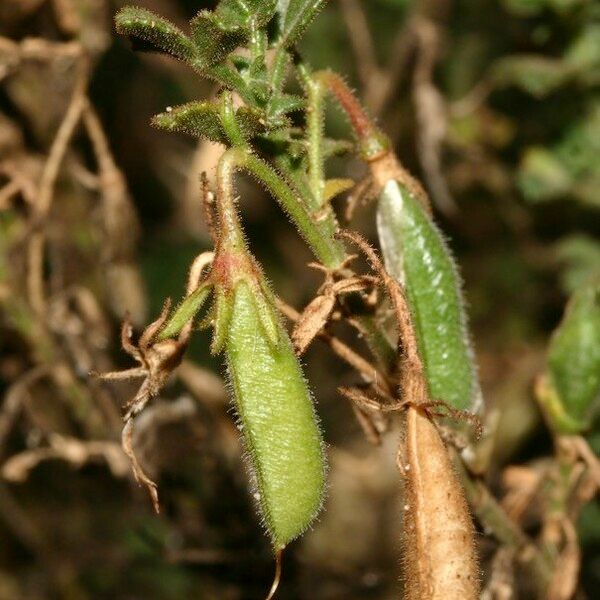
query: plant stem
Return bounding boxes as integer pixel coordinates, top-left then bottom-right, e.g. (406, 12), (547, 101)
(219, 91), (248, 148)
(300, 68), (325, 209)
(215, 150), (249, 252)
(353, 315), (397, 371)
(314, 70), (390, 160)
(218, 147), (346, 268)
(454, 455), (552, 596)
(270, 47), (290, 96)
(208, 64), (255, 106)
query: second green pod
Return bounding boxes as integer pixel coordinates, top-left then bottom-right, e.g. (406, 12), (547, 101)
(377, 180), (481, 412)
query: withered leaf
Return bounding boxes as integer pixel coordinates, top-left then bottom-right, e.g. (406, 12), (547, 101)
(292, 292), (335, 354)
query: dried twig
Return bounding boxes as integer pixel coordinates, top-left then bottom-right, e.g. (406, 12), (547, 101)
(95, 252), (214, 512)
(412, 18), (457, 216)
(2, 433), (129, 482)
(338, 0), (416, 114)
(339, 0), (380, 93)
(455, 455), (552, 597)
(27, 52), (89, 314)
(0, 366), (49, 459)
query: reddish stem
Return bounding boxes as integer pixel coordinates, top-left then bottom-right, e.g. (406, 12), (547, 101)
(315, 70), (390, 160)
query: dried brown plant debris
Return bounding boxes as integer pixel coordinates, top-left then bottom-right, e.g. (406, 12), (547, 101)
(278, 298), (392, 400)
(95, 252), (214, 512)
(2, 433), (129, 483)
(292, 256), (377, 355)
(337, 230), (480, 599)
(95, 302), (190, 512)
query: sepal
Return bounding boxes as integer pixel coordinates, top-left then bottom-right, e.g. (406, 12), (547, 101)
(158, 283), (213, 340)
(211, 289), (234, 354)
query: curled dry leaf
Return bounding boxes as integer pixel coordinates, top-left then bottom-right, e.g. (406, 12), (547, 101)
(292, 292), (336, 354)
(292, 257), (377, 354)
(95, 252), (213, 512)
(96, 302), (189, 512)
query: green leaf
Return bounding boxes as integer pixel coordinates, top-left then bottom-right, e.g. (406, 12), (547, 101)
(554, 103), (600, 180)
(322, 137), (354, 158)
(115, 7), (196, 62)
(544, 282), (600, 433)
(492, 55), (572, 97)
(517, 103), (600, 205)
(152, 102), (266, 142)
(251, 286), (280, 347)
(322, 178), (354, 204)
(189, 11), (246, 70)
(502, 0), (586, 15)
(152, 102), (227, 142)
(158, 284), (212, 340)
(565, 23), (600, 74)
(211, 289), (234, 354)
(210, 64), (257, 106)
(556, 235), (600, 295)
(234, 108), (266, 139)
(517, 147), (571, 202)
(277, 0), (330, 47)
(268, 94), (306, 117)
(215, 0), (278, 30)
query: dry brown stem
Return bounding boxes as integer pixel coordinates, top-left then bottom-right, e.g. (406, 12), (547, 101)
(412, 17), (457, 216)
(292, 258), (377, 354)
(2, 433), (129, 482)
(95, 252), (213, 512)
(27, 52), (89, 315)
(0, 366), (49, 458)
(339, 0), (381, 93)
(339, 0), (416, 114)
(338, 230), (479, 598)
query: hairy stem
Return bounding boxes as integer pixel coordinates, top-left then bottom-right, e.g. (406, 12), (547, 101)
(219, 91), (247, 148)
(217, 148), (346, 268)
(300, 67), (325, 208)
(314, 70), (390, 160)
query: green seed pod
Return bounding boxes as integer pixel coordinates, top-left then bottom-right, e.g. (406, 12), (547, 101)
(219, 278), (326, 549)
(377, 180), (481, 412)
(542, 282), (600, 434)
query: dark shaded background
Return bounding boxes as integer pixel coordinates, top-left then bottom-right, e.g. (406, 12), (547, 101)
(1, 0), (599, 598)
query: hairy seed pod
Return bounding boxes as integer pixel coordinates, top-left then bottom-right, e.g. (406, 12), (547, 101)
(542, 282), (600, 433)
(377, 180), (481, 412)
(401, 406), (479, 599)
(219, 277), (326, 549)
